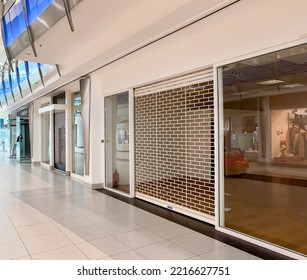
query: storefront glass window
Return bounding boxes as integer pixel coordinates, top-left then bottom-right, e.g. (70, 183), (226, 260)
(72, 92), (84, 176)
(219, 43), (307, 256)
(105, 92), (130, 194)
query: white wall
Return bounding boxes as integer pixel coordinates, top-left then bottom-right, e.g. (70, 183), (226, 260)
(31, 102), (41, 163)
(90, 0), (307, 96)
(32, 96), (52, 163)
(83, 74), (104, 186)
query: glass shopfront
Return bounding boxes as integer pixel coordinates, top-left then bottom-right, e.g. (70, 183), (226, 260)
(72, 92), (84, 176)
(104, 91), (130, 195)
(219, 43), (307, 257)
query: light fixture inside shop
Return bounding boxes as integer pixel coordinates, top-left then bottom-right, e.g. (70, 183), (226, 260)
(280, 83), (304, 88)
(232, 92), (249, 96)
(257, 79), (284, 85)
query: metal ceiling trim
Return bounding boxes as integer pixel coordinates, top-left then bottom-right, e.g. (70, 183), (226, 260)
(63, 0), (74, 32)
(56, 64), (62, 77)
(1, 71), (8, 105)
(16, 60), (23, 99)
(8, 67), (15, 103)
(22, 0), (37, 57)
(38, 65), (45, 86)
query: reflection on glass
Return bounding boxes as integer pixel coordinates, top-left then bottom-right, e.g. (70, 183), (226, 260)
(0, 119), (6, 152)
(9, 120), (16, 158)
(220, 43), (307, 256)
(16, 117), (31, 162)
(72, 92), (84, 176)
(105, 92), (130, 194)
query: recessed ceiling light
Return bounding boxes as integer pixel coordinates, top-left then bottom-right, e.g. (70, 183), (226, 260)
(256, 79), (284, 85)
(232, 92), (249, 96)
(280, 83), (304, 88)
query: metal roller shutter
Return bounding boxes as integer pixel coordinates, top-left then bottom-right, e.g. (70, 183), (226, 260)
(134, 67), (215, 224)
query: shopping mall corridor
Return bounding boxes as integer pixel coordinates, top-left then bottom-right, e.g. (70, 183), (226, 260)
(0, 154), (262, 260)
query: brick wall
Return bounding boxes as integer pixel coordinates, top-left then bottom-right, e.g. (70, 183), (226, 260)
(134, 80), (215, 217)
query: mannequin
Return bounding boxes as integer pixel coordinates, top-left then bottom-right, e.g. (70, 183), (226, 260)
(252, 126), (258, 150)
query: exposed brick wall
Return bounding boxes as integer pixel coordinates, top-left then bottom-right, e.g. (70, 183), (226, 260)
(134, 80), (215, 217)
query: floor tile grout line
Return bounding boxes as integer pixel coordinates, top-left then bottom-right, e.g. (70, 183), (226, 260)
(17, 220), (77, 242)
(29, 243), (90, 260)
(1, 157), (291, 260)
(75, 242), (112, 260)
(166, 237), (233, 258)
(51, 218), (114, 259)
(96, 188), (292, 260)
(28, 197), (240, 260)
(0, 199), (33, 260)
(1, 191), (97, 260)
(8, 188), (140, 259)
(110, 249), (149, 260)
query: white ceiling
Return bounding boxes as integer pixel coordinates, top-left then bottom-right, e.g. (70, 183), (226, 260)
(1, 0), (239, 115)
(16, 0), (238, 74)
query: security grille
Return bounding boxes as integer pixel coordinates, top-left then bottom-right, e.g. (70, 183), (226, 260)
(53, 93), (66, 171)
(134, 68), (215, 220)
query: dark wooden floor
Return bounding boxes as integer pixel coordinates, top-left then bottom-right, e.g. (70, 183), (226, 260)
(225, 175), (307, 256)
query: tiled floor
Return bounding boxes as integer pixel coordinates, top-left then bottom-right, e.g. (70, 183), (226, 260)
(0, 154), (262, 260)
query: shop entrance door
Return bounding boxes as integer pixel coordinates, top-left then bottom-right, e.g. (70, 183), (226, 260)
(104, 91), (133, 196)
(16, 116), (31, 162)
